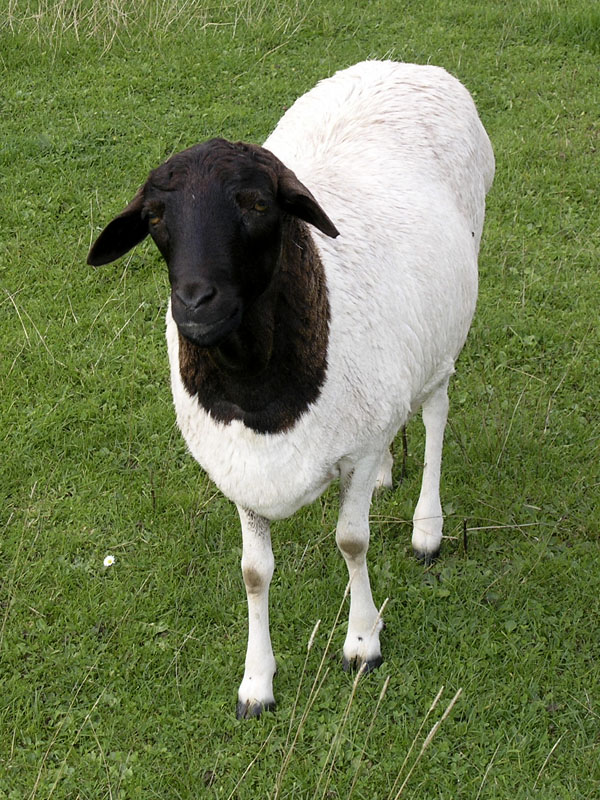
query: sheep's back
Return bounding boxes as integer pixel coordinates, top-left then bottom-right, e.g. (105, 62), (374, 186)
(265, 60), (494, 250)
(263, 60), (492, 446)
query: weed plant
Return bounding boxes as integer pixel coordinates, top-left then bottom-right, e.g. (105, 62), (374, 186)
(1, 0), (599, 797)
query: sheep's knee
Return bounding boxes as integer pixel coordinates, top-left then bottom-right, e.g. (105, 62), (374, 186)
(242, 561), (272, 595)
(336, 528), (368, 562)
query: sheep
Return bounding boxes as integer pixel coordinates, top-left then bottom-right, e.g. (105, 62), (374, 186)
(88, 59), (494, 718)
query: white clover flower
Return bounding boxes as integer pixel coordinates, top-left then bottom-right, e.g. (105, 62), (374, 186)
(103, 555), (115, 567)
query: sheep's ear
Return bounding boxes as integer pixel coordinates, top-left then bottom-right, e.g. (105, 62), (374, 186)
(277, 167), (340, 239)
(87, 187), (148, 266)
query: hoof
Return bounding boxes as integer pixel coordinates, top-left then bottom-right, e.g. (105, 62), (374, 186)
(236, 699), (276, 720)
(342, 654), (383, 674)
(414, 547), (440, 566)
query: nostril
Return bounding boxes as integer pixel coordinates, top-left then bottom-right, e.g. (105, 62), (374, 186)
(175, 285), (217, 310)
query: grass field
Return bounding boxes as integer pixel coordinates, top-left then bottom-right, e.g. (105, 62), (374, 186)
(1, 0), (599, 797)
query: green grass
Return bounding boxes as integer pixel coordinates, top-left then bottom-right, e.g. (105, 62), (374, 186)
(1, 0), (599, 797)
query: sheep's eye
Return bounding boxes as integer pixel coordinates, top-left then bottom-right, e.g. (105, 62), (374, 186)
(253, 201), (268, 213)
(149, 215), (162, 226)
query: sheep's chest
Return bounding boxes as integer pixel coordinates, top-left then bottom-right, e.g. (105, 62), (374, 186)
(166, 310), (337, 519)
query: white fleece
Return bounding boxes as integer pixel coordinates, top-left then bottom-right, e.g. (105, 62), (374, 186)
(166, 60), (494, 521)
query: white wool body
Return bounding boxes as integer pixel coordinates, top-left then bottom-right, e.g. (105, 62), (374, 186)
(166, 60), (493, 521)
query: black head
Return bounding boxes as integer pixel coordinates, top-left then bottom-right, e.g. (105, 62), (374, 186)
(87, 139), (339, 347)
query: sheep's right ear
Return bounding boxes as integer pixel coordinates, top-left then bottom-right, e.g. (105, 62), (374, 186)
(87, 187), (148, 266)
(277, 167), (340, 239)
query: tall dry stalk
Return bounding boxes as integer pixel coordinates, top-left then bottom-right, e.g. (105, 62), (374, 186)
(389, 687), (463, 800)
(272, 580), (352, 799)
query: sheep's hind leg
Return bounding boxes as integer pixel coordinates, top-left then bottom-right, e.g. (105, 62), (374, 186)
(337, 456), (384, 672)
(412, 378), (450, 564)
(236, 507), (277, 719)
(375, 447), (393, 490)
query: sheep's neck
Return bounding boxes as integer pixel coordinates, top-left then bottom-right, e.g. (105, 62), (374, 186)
(177, 218), (330, 434)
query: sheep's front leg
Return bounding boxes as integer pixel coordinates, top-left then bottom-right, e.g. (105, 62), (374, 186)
(337, 458), (384, 671)
(412, 378), (450, 563)
(236, 507), (276, 719)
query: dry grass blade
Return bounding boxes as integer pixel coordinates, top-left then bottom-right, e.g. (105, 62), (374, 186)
(4, 289), (31, 345)
(283, 618), (321, 750)
(227, 728), (276, 800)
(475, 742), (501, 800)
(92, 300), (145, 368)
(544, 323), (592, 433)
(389, 687), (463, 800)
(0, 484), (41, 652)
(387, 685), (445, 799)
(317, 597), (388, 800)
(272, 581), (351, 799)
(496, 379), (531, 467)
(2, 0), (303, 50)
(347, 675), (391, 799)
(28, 576), (150, 799)
(532, 733), (564, 791)
(89, 720), (114, 800)
(45, 689), (108, 799)
(315, 662), (367, 800)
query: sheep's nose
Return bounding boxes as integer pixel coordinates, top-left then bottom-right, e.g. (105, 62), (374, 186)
(175, 284), (217, 310)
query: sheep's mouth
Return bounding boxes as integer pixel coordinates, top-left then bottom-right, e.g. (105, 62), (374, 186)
(176, 306), (242, 348)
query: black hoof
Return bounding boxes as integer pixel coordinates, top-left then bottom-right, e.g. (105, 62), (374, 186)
(342, 654), (383, 674)
(414, 548), (440, 566)
(236, 699), (276, 720)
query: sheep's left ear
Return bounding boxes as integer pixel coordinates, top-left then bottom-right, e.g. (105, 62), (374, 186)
(277, 167), (340, 239)
(87, 186), (148, 266)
